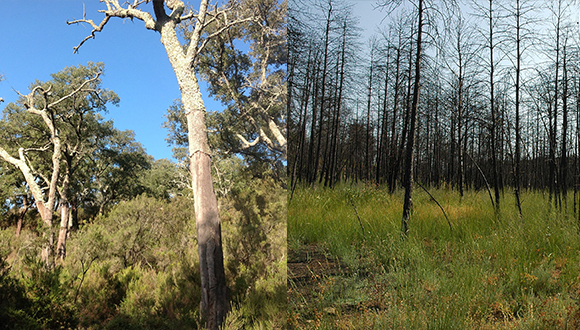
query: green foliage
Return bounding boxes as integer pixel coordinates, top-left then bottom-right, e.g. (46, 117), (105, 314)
(139, 158), (181, 200)
(115, 266), (200, 330)
(0, 171), (284, 330)
(0, 254), (38, 330)
(81, 128), (152, 217)
(0, 62), (156, 224)
(75, 195), (194, 271)
(18, 255), (77, 329)
(63, 195), (199, 329)
(220, 161), (287, 329)
(172, 0), (287, 161)
(162, 99), (189, 163)
(289, 186), (580, 329)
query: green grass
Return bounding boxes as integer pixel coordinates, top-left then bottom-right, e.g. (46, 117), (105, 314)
(288, 185), (580, 329)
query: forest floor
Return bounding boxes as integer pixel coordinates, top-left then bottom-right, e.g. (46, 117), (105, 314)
(288, 185), (580, 329)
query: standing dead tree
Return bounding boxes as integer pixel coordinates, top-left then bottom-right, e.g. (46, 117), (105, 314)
(68, 1), (254, 328)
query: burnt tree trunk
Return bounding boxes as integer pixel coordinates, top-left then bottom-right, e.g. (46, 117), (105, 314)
(401, 0), (423, 238)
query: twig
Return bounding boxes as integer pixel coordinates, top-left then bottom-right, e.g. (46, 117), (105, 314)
(289, 157), (298, 206)
(74, 256), (98, 303)
(465, 151), (496, 211)
(347, 193), (366, 239)
(416, 181), (453, 232)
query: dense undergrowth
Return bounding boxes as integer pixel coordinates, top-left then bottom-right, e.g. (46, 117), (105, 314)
(288, 184), (580, 329)
(0, 173), (286, 329)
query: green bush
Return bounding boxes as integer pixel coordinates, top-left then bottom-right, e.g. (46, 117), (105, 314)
(220, 165), (287, 328)
(1, 166), (285, 329)
(18, 254), (77, 329)
(0, 254), (38, 330)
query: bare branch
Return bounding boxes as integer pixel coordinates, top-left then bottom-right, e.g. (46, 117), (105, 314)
(68, 0), (157, 53)
(0, 146), (47, 209)
(67, 11), (112, 54)
(24, 144), (52, 153)
(196, 16), (255, 57)
(179, 11), (195, 21)
(48, 71), (102, 108)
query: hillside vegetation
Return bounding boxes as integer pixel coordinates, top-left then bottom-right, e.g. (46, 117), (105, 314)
(0, 168), (286, 329)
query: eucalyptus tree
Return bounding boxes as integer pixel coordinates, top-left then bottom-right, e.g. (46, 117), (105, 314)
(194, 0), (287, 160)
(50, 63), (120, 260)
(82, 128), (151, 217)
(0, 63), (117, 266)
(68, 0), (269, 327)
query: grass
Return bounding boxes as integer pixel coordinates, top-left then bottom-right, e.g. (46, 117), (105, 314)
(288, 184), (580, 329)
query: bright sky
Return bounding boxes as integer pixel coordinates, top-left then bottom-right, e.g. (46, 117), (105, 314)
(349, 0), (388, 38)
(0, 0), (223, 161)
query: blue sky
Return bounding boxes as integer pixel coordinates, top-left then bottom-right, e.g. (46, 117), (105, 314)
(0, 0), (223, 161)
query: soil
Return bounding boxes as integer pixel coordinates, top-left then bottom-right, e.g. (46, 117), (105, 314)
(288, 244), (349, 282)
(288, 244), (372, 328)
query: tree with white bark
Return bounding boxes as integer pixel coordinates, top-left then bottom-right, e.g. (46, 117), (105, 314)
(0, 63), (116, 267)
(195, 0), (287, 159)
(67, 0), (268, 327)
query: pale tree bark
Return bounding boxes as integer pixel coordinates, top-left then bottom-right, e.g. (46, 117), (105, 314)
(227, 11), (287, 158)
(0, 78), (96, 266)
(56, 157), (72, 261)
(68, 0), (252, 327)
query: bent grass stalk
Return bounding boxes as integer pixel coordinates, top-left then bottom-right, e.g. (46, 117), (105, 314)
(288, 185), (580, 329)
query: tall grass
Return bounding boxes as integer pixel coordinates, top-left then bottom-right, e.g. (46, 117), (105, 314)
(288, 185), (580, 329)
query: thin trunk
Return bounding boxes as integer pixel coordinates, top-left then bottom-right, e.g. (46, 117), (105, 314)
(551, 5), (561, 207)
(57, 202), (69, 260)
(489, 0), (500, 213)
(377, 46), (391, 185)
(514, 0), (523, 216)
(314, 2), (333, 186)
(561, 43), (568, 208)
(57, 156), (73, 261)
(388, 47), (402, 193)
(457, 34), (465, 197)
(329, 23), (347, 188)
(307, 64), (321, 184)
(401, 0), (423, 238)
(366, 54), (374, 182)
(15, 195), (29, 237)
(394, 41), (414, 193)
(298, 49), (315, 182)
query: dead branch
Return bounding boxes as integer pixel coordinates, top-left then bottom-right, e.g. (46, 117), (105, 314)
(67, 1), (156, 53)
(416, 181), (453, 232)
